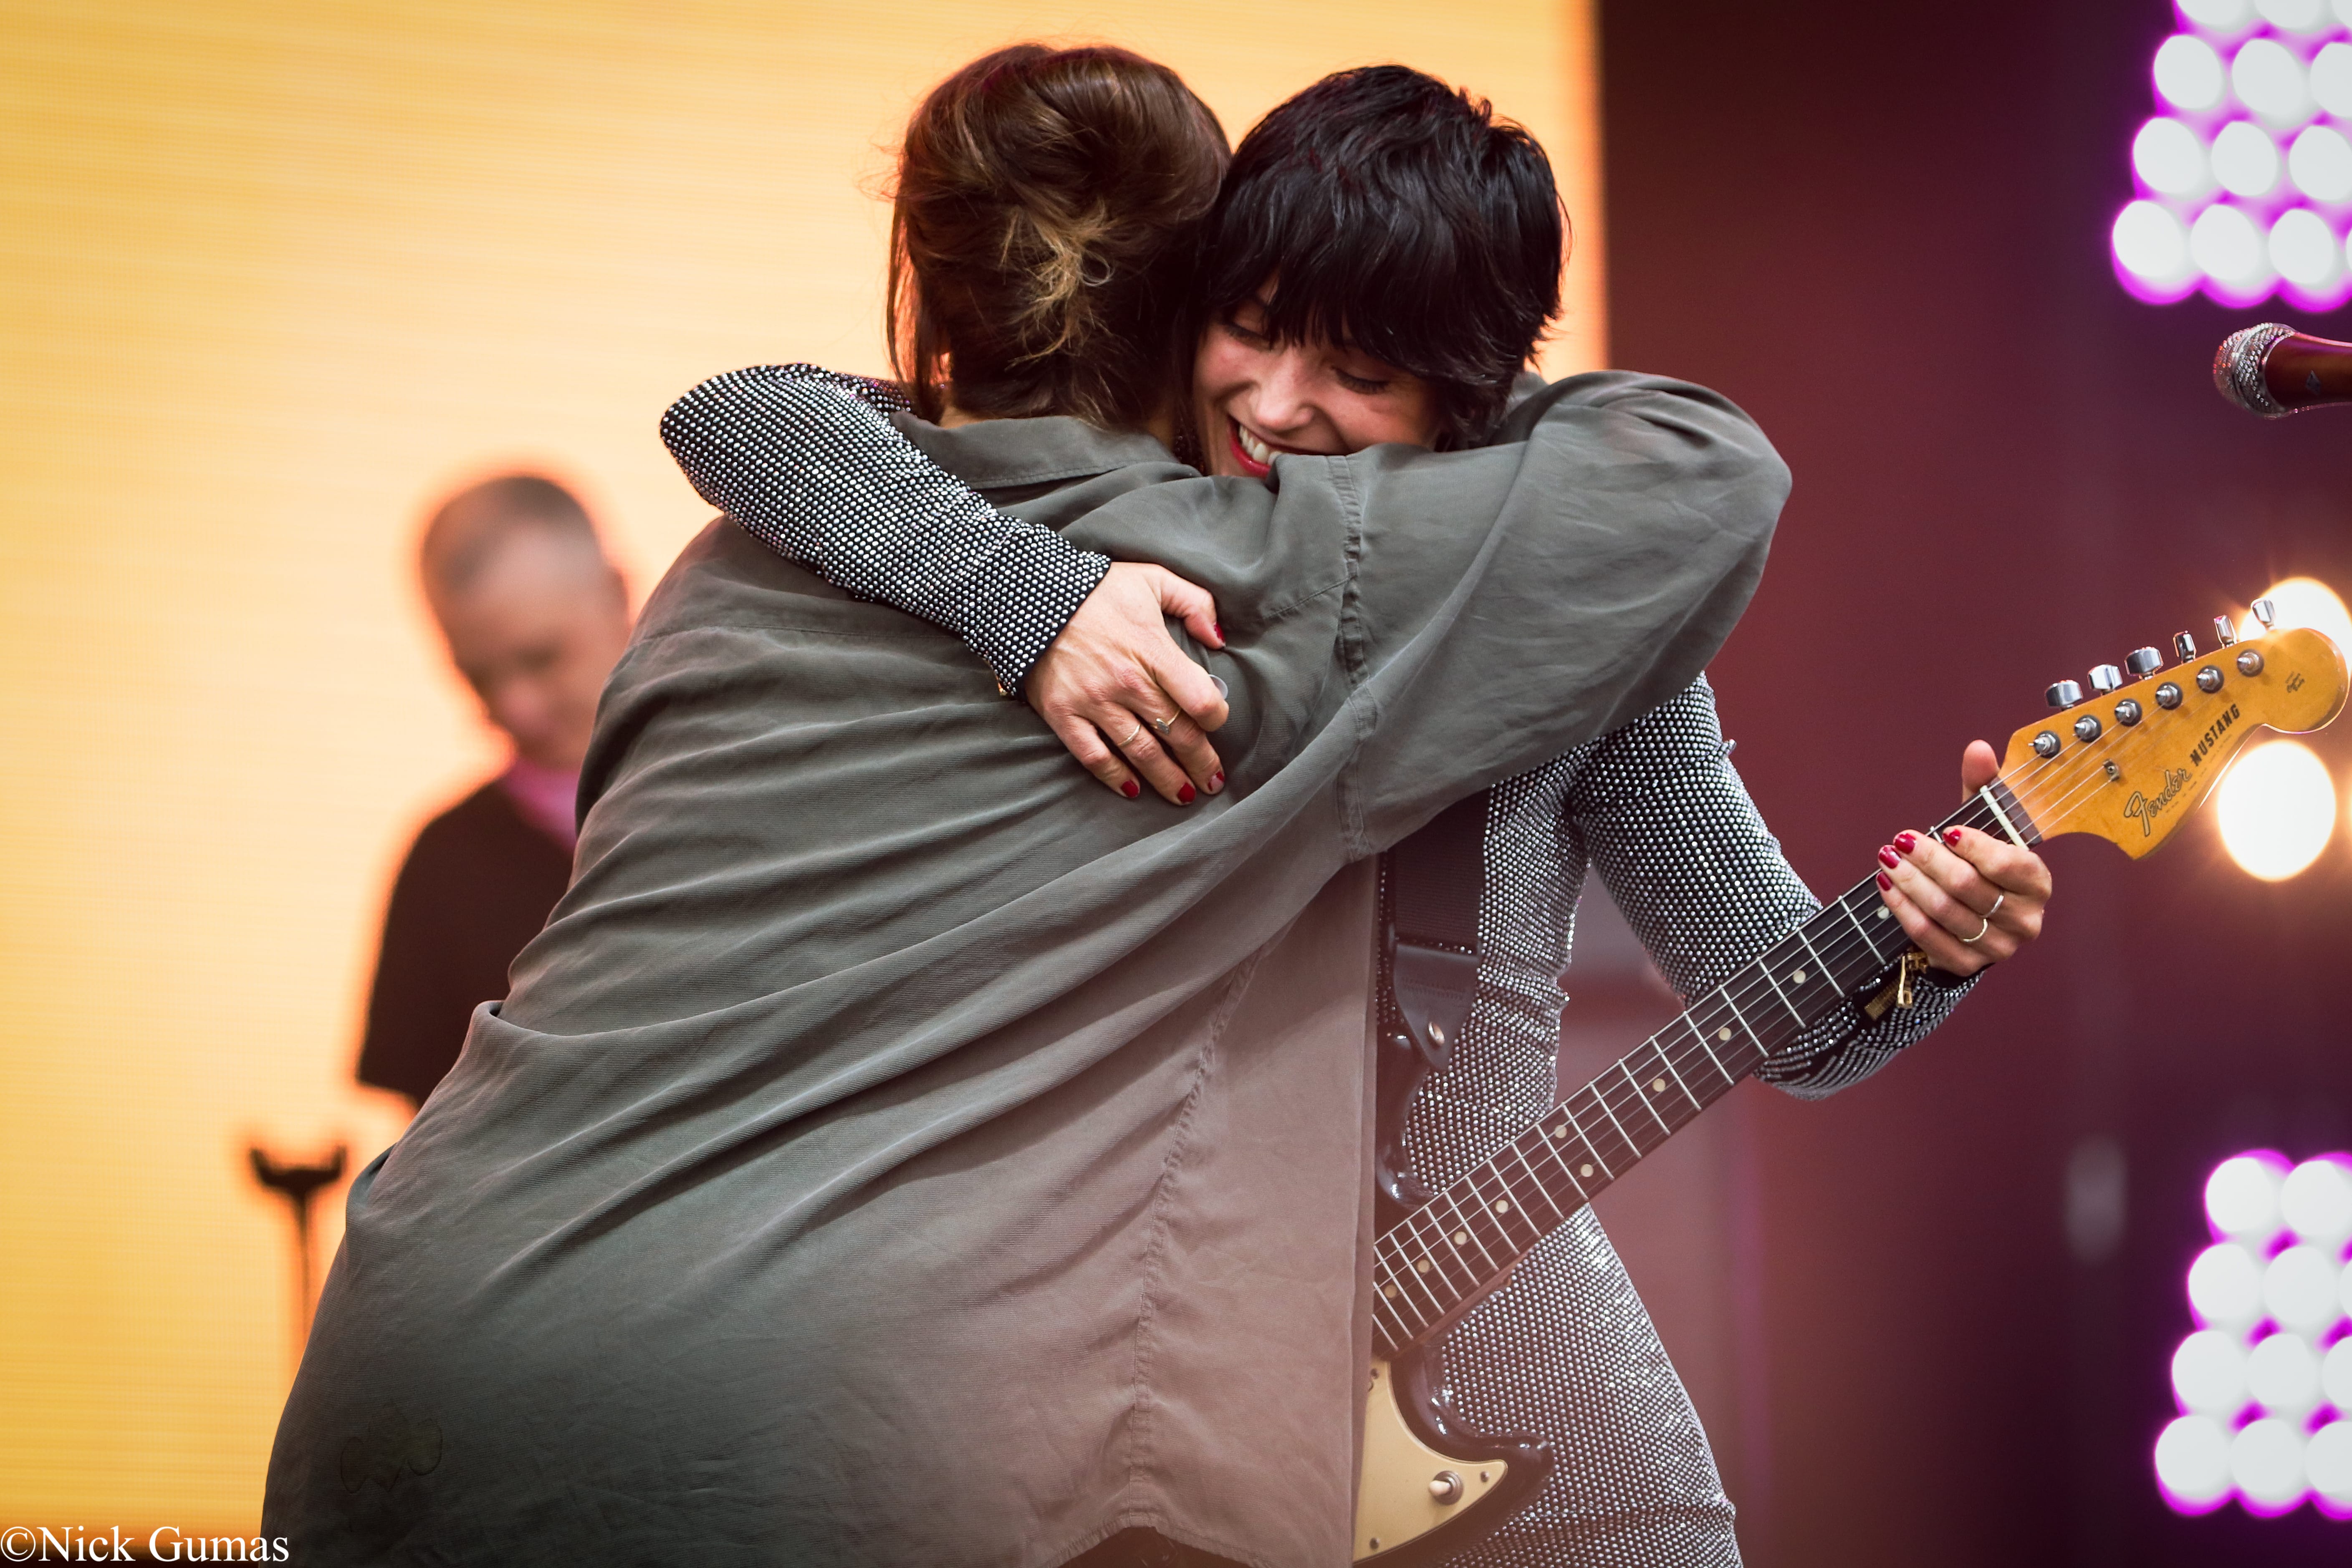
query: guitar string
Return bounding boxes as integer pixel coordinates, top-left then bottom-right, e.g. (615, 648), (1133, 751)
(1372, 671), (2271, 1337)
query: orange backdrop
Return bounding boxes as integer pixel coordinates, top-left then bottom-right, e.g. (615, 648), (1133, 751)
(0, 0), (1602, 1531)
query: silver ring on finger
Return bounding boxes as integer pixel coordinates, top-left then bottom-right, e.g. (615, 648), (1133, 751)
(1150, 712), (1177, 737)
(1115, 721), (1145, 748)
(1960, 912), (1992, 944)
(1985, 892), (2005, 921)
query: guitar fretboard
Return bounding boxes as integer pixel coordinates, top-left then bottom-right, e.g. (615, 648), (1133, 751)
(1370, 780), (2039, 1354)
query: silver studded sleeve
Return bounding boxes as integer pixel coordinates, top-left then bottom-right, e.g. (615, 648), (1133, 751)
(660, 364), (1112, 697)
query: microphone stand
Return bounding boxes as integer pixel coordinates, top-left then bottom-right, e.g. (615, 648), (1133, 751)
(248, 1143), (347, 1366)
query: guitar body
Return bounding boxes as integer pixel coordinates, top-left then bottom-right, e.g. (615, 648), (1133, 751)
(1354, 1346), (1552, 1563)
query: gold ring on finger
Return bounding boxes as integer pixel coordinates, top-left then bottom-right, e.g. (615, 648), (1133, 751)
(1150, 712), (1177, 737)
(1960, 912), (1991, 944)
(1115, 722), (1144, 748)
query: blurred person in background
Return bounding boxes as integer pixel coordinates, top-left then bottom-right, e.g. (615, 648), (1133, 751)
(354, 474), (631, 1110)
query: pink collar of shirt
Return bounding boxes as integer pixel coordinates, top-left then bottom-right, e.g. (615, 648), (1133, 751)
(499, 757), (580, 851)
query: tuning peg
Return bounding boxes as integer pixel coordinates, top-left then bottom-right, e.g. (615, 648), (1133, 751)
(2126, 647), (2164, 678)
(2088, 664), (2123, 695)
(2251, 597), (2276, 630)
(2046, 679), (2084, 709)
(2215, 614), (2238, 646)
(2174, 631), (2197, 661)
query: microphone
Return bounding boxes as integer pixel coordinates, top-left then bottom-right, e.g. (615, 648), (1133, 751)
(2213, 322), (2352, 417)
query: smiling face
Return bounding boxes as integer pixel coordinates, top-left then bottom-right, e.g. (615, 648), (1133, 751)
(1190, 283), (1442, 480)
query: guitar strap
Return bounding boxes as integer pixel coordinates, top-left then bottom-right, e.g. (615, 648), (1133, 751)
(1382, 789), (1491, 1072)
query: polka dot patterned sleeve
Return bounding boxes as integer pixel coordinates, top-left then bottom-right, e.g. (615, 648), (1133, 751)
(1566, 677), (1976, 1101)
(659, 364), (1113, 697)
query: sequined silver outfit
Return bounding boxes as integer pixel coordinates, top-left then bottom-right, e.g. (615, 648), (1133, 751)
(659, 366), (1971, 1567)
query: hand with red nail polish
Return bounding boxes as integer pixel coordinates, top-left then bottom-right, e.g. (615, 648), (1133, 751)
(1875, 871), (1893, 891)
(1893, 831), (1917, 854)
(1208, 770), (1225, 793)
(1877, 846), (1900, 869)
(1121, 779), (1141, 799)
(1943, 827), (1964, 848)
(1178, 783), (1196, 805)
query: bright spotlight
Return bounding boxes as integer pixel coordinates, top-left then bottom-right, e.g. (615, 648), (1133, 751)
(2189, 1241), (2267, 1328)
(2289, 124), (2352, 200)
(2234, 1417), (2309, 1511)
(2157, 1414), (2236, 1511)
(2157, 35), (2230, 111)
(2324, 1337), (2352, 1411)
(2208, 1153), (2288, 1241)
(2264, 1245), (2342, 1333)
(2281, 1156), (2352, 1246)
(2216, 741), (2337, 881)
(2213, 120), (2284, 196)
(2247, 1331), (2324, 1417)
(2183, 0), (2256, 28)
(2173, 1329), (2251, 1415)
(2192, 202), (2271, 287)
(2317, 41), (2352, 116)
(2257, 577), (2352, 659)
(2271, 207), (2342, 285)
(2114, 201), (2194, 288)
(2137, 117), (2213, 195)
(2310, 1422), (2352, 1513)
(2259, 0), (2332, 32)
(2237, 39), (2316, 126)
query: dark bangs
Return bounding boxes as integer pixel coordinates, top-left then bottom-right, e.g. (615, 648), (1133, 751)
(1195, 66), (1566, 447)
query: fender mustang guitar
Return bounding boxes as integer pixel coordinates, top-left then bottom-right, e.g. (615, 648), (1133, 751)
(1354, 604), (2347, 1563)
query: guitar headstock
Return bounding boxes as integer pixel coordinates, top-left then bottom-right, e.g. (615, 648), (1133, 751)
(1999, 614), (2346, 857)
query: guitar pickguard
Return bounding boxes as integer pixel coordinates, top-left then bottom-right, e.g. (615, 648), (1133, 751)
(1354, 1346), (1552, 1563)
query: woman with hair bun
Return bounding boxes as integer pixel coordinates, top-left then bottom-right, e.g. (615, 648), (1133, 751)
(268, 45), (1805, 1568)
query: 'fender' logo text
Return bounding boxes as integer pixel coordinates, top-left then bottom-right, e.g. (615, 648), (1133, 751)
(2123, 767), (2192, 838)
(2188, 703), (2241, 768)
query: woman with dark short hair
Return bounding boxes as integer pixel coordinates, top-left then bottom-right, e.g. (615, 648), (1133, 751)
(670, 61), (2052, 1568)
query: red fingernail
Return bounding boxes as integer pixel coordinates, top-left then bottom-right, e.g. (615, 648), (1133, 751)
(1877, 846), (1900, 869)
(1894, 831), (1917, 854)
(1122, 780), (1140, 799)
(1876, 871), (1893, 891)
(1213, 621), (1225, 643)
(1178, 783), (1197, 804)
(1943, 826), (1964, 847)
(1208, 770), (1225, 793)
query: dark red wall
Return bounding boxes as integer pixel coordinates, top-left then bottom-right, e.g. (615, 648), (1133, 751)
(1599, 2), (2352, 1562)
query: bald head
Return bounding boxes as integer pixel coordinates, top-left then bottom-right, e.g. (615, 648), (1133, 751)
(419, 474), (632, 774)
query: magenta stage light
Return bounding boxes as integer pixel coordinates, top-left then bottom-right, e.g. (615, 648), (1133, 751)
(2122, 8), (2352, 308)
(2157, 1150), (2352, 1518)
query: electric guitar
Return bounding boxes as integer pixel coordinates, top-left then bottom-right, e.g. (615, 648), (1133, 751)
(1354, 606), (2347, 1563)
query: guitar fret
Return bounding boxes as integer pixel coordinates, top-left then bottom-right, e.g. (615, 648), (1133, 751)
(1556, 1102), (1614, 1182)
(1792, 925), (1845, 996)
(1837, 893), (1892, 966)
(1718, 989), (1766, 1056)
(1619, 1059), (1674, 1136)
(1683, 1015), (1736, 1085)
(1655, 1040), (1703, 1112)
(1755, 953), (1805, 1026)
(1438, 1189), (1499, 1274)
(1507, 1141), (1569, 1225)
(1481, 1160), (1544, 1249)
(1585, 1082), (1642, 1164)
(1535, 1115), (1592, 1200)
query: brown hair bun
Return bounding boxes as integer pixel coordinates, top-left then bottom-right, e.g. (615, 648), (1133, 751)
(889, 45), (1228, 431)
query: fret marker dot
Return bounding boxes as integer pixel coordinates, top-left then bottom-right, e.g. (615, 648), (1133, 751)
(1453, 1230), (1468, 1245)
(1415, 1257), (1432, 1273)
(1382, 1284), (1398, 1300)
(1551, 1125), (1567, 1139)
(1493, 1200), (1511, 1214)
(1877, 907), (1890, 920)
(1580, 1164), (1594, 1178)
(1717, 1027), (1733, 1042)
(1791, 969), (1806, 984)
(1651, 1077), (1667, 1093)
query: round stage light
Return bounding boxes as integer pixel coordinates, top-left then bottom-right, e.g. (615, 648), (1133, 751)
(2137, 117), (2213, 194)
(2248, 1331), (2324, 1417)
(2216, 741), (2337, 881)
(2281, 1156), (2352, 1246)
(2257, 577), (2352, 659)
(2324, 1336), (2352, 1412)
(2157, 1414), (2236, 1510)
(2233, 1417), (2309, 1508)
(2183, 0), (2256, 28)
(2316, 42), (2352, 118)
(2257, 0), (2331, 32)
(2114, 201), (2193, 285)
(2192, 202), (2271, 287)
(2173, 1329), (2251, 1416)
(2157, 35), (2230, 112)
(2270, 207), (2342, 285)
(2309, 1421), (2352, 1510)
(2213, 121), (2284, 196)
(2208, 1154), (2288, 1242)
(2265, 1245), (2343, 1333)
(2235, 38), (2314, 127)
(2190, 1241), (2268, 1328)
(2288, 124), (2352, 201)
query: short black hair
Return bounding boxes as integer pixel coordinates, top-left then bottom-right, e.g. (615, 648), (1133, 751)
(1195, 66), (1566, 447)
